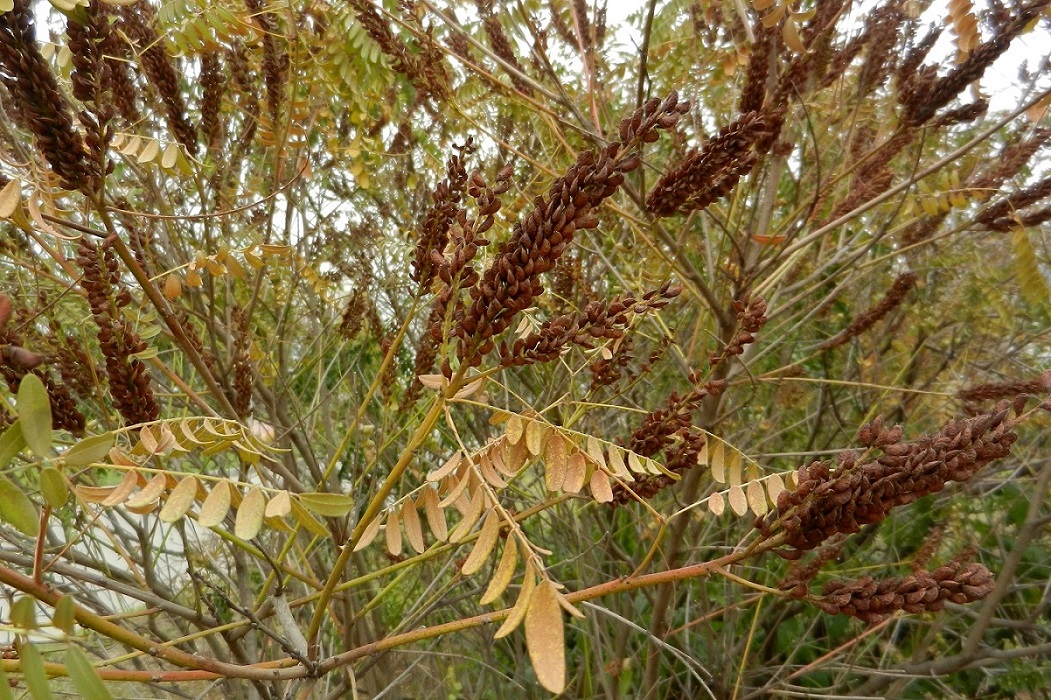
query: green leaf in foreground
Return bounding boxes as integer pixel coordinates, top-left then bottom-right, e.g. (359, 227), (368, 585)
(18, 642), (54, 700)
(17, 374), (53, 457)
(63, 433), (115, 468)
(0, 476), (38, 536)
(0, 420), (26, 468)
(64, 646), (114, 700)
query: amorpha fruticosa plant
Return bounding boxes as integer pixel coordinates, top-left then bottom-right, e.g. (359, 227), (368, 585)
(0, 0), (1049, 696)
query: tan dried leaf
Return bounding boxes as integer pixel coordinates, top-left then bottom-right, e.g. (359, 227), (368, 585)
(589, 469), (613, 503)
(710, 439), (726, 484)
(428, 451), (463, 482)
(728, 449), (743, 487)
(265, 489), (292, 519)
(563, 452), (587, 493)
(766, 473), (786, 506)
(506, 415), (524, 445)
(125, 473), (167, 510)
(727, 485), (748, 516)
(478, 452), (508, 488)
(235, 487), (266, 540)
(449, 487), (485, 543)
(385, 508), (403, 556)
(525, 419), (546, 456)
(159, 475), (198, 523)
(525, 580), (566, 694)
(490, 440), (518, 478)
(401, 499), (425, 554)
(289, 498), (328, 537)
(746, 480), (769, 516)
(707, 491), (725, 516)
(353, 512), (383, 551)
(585, 436), (605, 467)
(163, 274), (182, 300)
(102, 470), (139, 506)
(627, 450), (644, 474)
(417, 374), (446, 391)
(421, 486), (448, 542)
(198, 481), (232, 527)
(543, 434), (568, 492)
(479, 536), (518, 605)
(461, 509), (501, 575)
(494, 568), (536, 639)
(605, 446), (632, 481)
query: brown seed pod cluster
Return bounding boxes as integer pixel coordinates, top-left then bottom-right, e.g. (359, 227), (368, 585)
(900, 0), (1049, 127)
(0, 0), (95, 192)
(413, 139), (475, 289)
(244, 0), (287, 123)
(759, 403), (1017, 558)
(455, 93), (690, 368)
(975, 176), (1051, 231)
(819, 272), (916, 350)
(348, 0), (449, 101)
(76, 239), (160, 426)
(476, 0), (532, 95)
(956, 370), (1051, 405)
(199, 51), (225, 150)
(710, 296), (767, 369)
(499, 284), (681, 368)
(119, 3), (198, 156)
(612, 428), (708, 504)
(815, 559), (995, 623)
(646, 111), (773, 218)
(0, 295), (85, 435)
(624, 379), (725, 461)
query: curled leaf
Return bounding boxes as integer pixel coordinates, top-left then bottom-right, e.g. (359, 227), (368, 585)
(461, 509), (501, 575)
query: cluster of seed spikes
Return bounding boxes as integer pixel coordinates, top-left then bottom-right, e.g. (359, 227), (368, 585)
(646, 111), (774, 217)
(453, 93), (690, 369)
(76, 239), (159, 426)
(499, 284), (681, 368)
(758, 404), (1018, 558)
(814, 558), (995, 623)
(412, 139), (475, 289)
(609, 379), (725, 504)
(0, 296), (85, 435)
(819, 272), (916, 350)
(0, 0), (96, 192)
(119, 2), (198, 156)
(710, 296), (767, 368)
(348, 0), (448, 101)
(957, 370), (1051, 406)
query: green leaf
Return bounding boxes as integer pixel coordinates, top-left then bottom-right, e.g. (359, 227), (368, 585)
(0, 476), (38, 536)
(17, 374), (52, 457)
(63, 434), (115, 468)
(0, 420), (26, 468)
(10, 596), (36, 630)
(64, 647), (113, 700)
(38, 466), (68, 508)
(18, 642), (54, 700)
(52, 594), (76, 635)
(0, 659), (14, 700)
(297, 492), (355, 517)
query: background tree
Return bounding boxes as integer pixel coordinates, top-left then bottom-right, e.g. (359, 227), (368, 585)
(0, 0), (1049, 697)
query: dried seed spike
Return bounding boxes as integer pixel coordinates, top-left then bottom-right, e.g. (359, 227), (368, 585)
(462, 509), (501, 575)
(385, 508), (403, 556)
(421, 486), (448, 542)
(494, 567), (537, 639)
(402, 499), (425, 554)
(480, 536), (518, 605)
